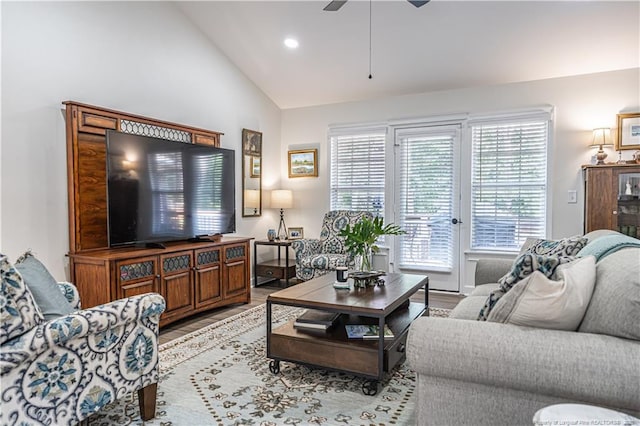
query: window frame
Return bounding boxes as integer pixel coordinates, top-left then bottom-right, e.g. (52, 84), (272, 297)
(327, 125), (388, 216)
(467, 110), (553, 253)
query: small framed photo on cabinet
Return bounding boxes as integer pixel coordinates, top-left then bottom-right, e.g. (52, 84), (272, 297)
(288, 227), (304, 240)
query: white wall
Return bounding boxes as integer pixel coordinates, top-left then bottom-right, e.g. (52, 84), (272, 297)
(280, 69), (640, 288)
(1, 2), (282, 279)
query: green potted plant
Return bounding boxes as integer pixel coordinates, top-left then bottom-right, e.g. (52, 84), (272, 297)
(339, 216), (405, 272)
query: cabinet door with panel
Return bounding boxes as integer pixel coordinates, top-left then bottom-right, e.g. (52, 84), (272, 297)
(116, 256), (159, 299)
(160, 251), (194, 322)
(223, 243), (249, 299)
(584, 165), (640, 234)
(194, 247), (223, 308)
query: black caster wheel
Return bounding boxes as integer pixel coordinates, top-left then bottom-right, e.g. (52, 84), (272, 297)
(362, 380), (378, 396)
(269, 360), (280, 374)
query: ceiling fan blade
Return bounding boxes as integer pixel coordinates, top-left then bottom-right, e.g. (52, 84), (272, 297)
(408, 0), (430, 7)
(323, 0), (348, 11)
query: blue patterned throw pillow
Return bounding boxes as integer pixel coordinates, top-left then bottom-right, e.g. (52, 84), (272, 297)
(478, 253), (574, 321)
(0, 254), (44, 343)
(526, 236), (588, 257)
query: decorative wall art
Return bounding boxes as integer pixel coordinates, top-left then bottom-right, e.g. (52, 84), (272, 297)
(288, 149), (318, 178)
(616, 112), (640, 151)
(243, 128), (262, 155)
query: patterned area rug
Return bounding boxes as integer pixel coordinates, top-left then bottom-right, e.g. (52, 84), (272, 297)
(88, 305), (450, 425)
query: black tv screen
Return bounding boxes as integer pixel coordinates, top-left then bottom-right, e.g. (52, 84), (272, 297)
(106, 130), (235, 247)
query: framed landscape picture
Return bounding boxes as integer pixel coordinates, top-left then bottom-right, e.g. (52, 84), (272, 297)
(288, 149), (318, 178)
(616, 112), (640, 151)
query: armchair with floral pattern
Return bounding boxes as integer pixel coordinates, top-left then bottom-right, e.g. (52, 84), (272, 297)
(0, 254), (166, 425)
(291, 210), (373, 281)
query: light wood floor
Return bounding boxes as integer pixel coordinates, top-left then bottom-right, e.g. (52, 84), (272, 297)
(159, 282), (464, 345)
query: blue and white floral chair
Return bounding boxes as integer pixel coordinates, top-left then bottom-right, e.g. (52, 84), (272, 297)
(0, 254), (166, 425)
(291, 210), (373, 281)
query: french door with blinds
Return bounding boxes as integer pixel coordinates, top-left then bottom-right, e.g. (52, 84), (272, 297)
(394, 125), (461, 292)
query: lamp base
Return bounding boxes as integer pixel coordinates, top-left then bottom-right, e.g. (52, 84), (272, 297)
(276, 208), (288, 240)
(596, 148), (608, 165)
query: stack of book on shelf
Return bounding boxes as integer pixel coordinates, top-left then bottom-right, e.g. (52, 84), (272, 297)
(345, 324), (395, 340)
(293, 309), (340, 331)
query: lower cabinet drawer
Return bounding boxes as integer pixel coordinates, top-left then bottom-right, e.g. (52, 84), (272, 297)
(384, 329), (409, 372)
(256, 264), (285, 279)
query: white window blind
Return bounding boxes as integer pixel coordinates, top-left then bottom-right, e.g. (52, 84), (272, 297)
(471, 119), (548, 251)
(330, 131), (386, 215)
(397, 130), (457, 270)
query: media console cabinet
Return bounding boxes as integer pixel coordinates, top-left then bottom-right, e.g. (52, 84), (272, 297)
(64, 101), (251, 326)
(68, 238), (251, 327)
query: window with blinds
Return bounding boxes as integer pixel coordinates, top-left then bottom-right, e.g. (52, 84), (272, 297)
(471, 119), (548, 251)
(397, 129), (458, 270)
(329, 131), (386, 215)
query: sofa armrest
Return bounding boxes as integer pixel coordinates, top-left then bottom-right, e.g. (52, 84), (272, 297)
(474, 258), (513, 286)
(41, 293), (166, 346)
(57, 281), (81, 310)
(1, 293), (165, 374)
(291, 238), (322, 259)
(407, 317), (640, 410)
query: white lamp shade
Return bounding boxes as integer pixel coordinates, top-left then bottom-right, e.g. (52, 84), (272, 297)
(590, 128), (612, 147)
(244, 189), (260, 208)
(271, 189), (293, 209)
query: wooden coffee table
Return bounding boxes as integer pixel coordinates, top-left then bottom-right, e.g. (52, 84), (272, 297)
(266, 272), (429, 395)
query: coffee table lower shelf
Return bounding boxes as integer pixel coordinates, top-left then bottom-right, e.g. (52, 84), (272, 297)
(267, 302), (425, 380)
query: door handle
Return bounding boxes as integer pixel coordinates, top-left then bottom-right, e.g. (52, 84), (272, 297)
(451, 218), (462, 225)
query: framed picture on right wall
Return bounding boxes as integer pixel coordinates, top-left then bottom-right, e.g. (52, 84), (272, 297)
(616, 112), (640, 151)
(288, 149), (318, 178)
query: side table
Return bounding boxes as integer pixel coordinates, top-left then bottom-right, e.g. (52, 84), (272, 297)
(254, 240), (297, 287)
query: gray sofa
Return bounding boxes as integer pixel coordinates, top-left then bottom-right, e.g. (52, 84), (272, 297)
(407, 231), (640, 425)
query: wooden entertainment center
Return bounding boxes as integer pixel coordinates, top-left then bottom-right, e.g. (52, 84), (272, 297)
(64, 101), (251, 326)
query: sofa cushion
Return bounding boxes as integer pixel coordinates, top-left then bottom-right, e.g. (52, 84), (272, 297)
(0, 254), (44, 344)
(478, 254), (574, 320)
(578, 248), (640, 340)
(15, 251), (74, 320)
(487, 256), (596, 330)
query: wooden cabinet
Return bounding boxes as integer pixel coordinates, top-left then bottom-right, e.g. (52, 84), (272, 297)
(69, 238), (251, 327)
(583, 164), (640, 236)
(64, 101), (223, 254)
(63, 101), (250, 327)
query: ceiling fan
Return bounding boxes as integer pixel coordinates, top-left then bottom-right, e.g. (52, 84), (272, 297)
(323, 0), (429, 11)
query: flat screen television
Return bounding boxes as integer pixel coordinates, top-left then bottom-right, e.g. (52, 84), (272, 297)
(106, 130), (236, 247)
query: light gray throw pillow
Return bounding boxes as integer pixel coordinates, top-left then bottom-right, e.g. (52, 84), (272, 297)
(488, 256), (596, 330)
(15, 252), (74, 320)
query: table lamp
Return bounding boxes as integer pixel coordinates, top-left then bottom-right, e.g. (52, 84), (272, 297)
(271, 189), (293, 240)
(590, 128), (612, 165)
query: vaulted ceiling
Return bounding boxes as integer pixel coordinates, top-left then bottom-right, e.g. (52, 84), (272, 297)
(177, 1), (640, 109)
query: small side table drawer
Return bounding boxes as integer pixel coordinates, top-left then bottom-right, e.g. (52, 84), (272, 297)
(256, 264), (285, 279)
(253, 240), (297, 287)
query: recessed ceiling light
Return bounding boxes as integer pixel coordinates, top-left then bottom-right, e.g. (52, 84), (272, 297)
(284, 38), (299, 49)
